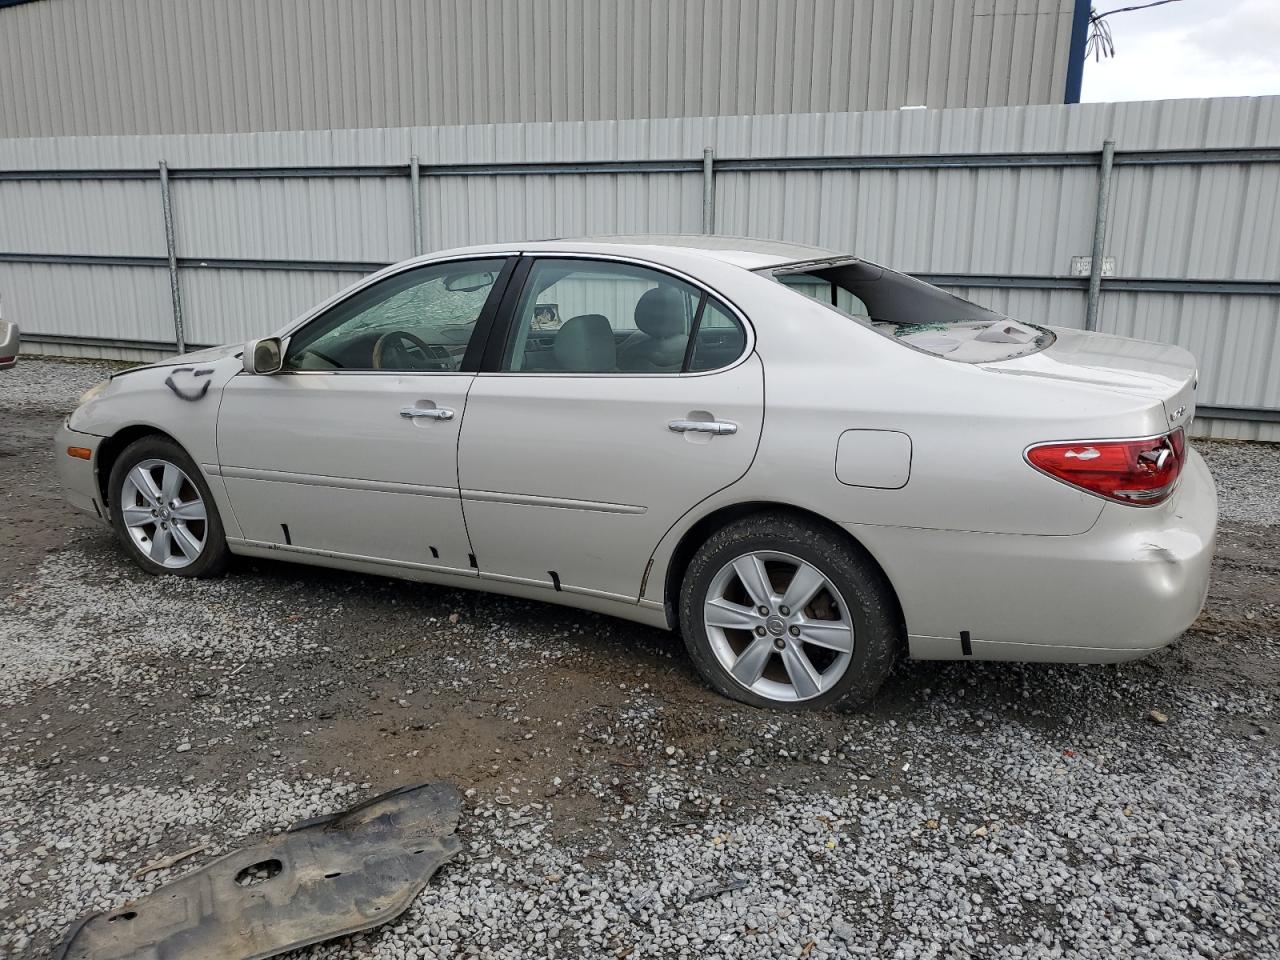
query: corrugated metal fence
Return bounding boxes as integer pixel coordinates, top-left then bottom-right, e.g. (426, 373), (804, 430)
(1, 96), (1278, 439)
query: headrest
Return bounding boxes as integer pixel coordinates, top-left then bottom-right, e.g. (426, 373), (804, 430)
(553, 314), (616, 372)
(634, 286), (686, 339)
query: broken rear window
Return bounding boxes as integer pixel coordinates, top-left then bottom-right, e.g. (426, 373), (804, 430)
(761, 258), (1054, 363)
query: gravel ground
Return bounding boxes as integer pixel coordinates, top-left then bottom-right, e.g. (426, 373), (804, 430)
(0, 356), (123, 413)
(2, 358), (1278, 960)
(1199, 441), (1280, 526)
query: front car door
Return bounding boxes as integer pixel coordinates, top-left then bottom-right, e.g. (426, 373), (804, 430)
(457, 256), (764, 601)
(216, 256), (513, 573)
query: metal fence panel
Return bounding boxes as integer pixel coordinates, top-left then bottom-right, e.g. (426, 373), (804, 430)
(1100, 291), (1280, 411)
(1108, 163), (1280, 280)
(1, 95), (1277, 440)
(942, 286), (1088, 331)
(0, 179), (162, 257)
(2, 96), (1277, 171)
(172, 178), (414, 264)
(0, 262), (173, 343)
(715, 166), (1100, 275)
(177, 268), (366, 347)
(419, 172), (706, 251)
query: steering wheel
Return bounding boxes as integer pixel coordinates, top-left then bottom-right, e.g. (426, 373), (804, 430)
(371, 330), (435, 370)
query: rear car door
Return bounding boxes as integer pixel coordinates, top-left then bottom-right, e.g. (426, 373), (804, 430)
(457, 256), (764, 601)
(216, 256), (513, 572)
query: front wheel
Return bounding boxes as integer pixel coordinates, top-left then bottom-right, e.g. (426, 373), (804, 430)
(107, 436), (230, 577)
(678, 513), (900, 710)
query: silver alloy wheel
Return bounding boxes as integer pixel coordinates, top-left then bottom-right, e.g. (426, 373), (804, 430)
(119, 458), (208, 569)
(703, 550), (855, 703)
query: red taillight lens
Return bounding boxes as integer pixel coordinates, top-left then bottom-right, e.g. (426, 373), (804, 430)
(1026, 428), (1185, 506)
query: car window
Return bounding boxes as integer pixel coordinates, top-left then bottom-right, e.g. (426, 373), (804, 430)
(501, 258), (745, 374)
(687, 300), (748, 372)
(780, 272), (870, 320)
(283, 258), (506, 372)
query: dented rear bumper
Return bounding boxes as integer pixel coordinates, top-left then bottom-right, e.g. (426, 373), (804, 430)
(848, 448), (1217, 663)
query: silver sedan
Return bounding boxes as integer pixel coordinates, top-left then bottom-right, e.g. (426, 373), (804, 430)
(56, 236), (1216, 710)
(0, 315), (17, 370)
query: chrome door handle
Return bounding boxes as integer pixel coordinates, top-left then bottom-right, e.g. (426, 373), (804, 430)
(400, 406), (455, 421)
(669, 418), (737, 436)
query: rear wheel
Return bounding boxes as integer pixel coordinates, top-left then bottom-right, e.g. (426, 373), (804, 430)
(107, 436), (229, 577)
(678, 513), (899, 710)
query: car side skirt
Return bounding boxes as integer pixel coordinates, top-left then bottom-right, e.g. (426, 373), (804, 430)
(907, 634), (1167, 664)
(226, 538), (672, 629)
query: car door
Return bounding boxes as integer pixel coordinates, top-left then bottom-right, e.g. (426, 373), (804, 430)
(216, 256), (514, 572)
(457, 256), (764, 601)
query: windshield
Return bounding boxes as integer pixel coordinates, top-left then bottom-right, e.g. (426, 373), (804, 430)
(761, 257), (1054, 362)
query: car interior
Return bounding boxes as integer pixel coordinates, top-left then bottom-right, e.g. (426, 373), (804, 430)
(283, 258), (749, 375)
(768, 259), (1053, 362)
(507, 268), (747, 374)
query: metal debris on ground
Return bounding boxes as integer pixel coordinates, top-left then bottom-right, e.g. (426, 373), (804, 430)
(686, 874), (749, 904)
(55, 782), (462, 960)
(130, 842), (209, 879)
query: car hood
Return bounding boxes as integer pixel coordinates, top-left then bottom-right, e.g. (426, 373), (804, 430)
(113, 342), (242, 377)
(981, 326), (1198, 431)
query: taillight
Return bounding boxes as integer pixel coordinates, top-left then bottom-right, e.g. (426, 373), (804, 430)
(1026, 428), (1185, 506)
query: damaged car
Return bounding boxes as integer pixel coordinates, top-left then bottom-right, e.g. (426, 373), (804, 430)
(56, 236), (1217, 710)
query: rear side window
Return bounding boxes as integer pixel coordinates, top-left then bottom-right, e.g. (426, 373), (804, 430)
(500, 258), (748, 374)
(688, 301), (747, 372)
(779, 273), (870, 320)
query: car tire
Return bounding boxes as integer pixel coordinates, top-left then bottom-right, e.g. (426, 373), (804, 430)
(678, 512), (900, 711)
(107, 435), (230, 578)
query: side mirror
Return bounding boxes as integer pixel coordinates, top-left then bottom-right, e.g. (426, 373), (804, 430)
(243, 337), (283, 374)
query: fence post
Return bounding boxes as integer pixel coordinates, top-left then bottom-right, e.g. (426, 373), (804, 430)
(702, 147), (716, 234)
(410, 154), (423, 257)
(1084, 139), (1115, 332)
(157, 161), (186, 353)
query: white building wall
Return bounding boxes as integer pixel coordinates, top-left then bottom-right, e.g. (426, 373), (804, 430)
(0, 0), (1077, 138)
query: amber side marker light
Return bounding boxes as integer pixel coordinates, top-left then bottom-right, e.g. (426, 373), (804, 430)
(67, 446), (92, 460)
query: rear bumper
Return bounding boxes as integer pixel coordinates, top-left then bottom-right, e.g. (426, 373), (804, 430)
(0, 320), (17, 367)
(55, 422), (109, 523)
(847, 449), (1218, 663)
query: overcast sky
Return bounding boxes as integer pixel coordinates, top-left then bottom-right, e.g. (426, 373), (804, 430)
(1081, 0), (1280, 102)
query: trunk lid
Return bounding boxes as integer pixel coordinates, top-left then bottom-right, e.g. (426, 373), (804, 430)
(982, 327), (1197, 432)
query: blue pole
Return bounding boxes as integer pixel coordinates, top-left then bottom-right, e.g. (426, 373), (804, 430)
(1064, 0), (1091, 104)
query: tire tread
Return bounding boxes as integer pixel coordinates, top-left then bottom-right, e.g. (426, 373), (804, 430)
(107, 435), (230, 579)
(678, 511), (900, 711)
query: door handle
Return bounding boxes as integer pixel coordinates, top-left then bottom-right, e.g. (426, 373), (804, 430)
(400, 406), (455, 421)
(669, 418), (737, 436)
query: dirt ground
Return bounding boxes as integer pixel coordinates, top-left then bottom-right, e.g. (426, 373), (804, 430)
(2, 359), (1278, 960)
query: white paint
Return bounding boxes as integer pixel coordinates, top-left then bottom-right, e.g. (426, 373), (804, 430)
(834, 430), (913, 490)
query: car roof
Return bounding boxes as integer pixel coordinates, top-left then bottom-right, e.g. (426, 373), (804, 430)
(432, 235), (845, 271)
